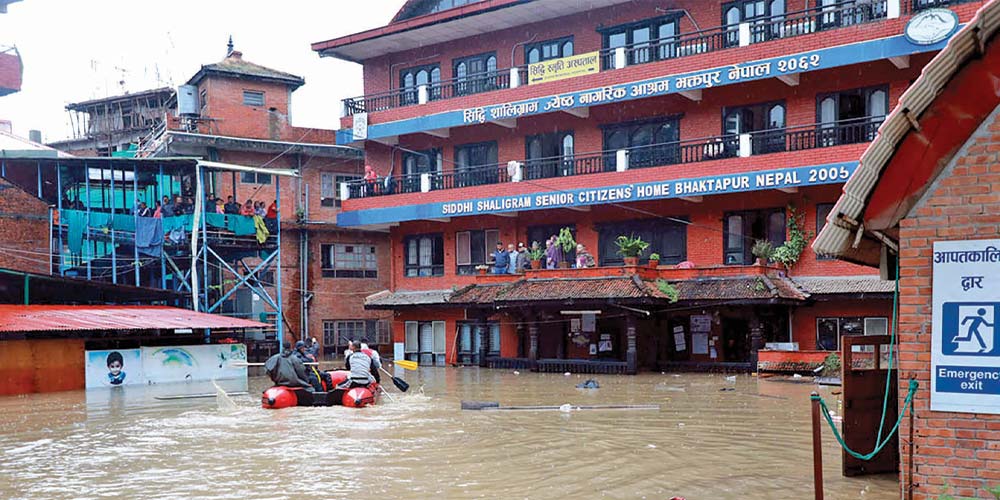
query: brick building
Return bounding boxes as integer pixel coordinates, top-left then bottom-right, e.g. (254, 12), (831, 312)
(815, 1), (1000, 497)
(313, 0), (983, 373)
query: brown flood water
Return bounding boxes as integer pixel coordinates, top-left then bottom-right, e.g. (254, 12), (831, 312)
(0, 369), (898, 499)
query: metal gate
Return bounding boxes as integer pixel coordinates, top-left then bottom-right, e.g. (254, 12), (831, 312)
(841, 334), (899, 476)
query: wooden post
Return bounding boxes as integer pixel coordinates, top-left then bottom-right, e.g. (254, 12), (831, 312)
(811, 391), (824, 500)
(476, 317), (488, 368)
(626, 313), (637, 375)
(528, 317), (539, 362)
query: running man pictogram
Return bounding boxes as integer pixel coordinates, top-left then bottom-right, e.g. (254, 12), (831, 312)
(958, 308), (993, 353)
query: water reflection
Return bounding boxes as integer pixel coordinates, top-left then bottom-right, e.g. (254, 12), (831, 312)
(0, 369), (896, 499)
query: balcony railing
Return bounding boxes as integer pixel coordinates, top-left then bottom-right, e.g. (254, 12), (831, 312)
(343, 116), (883, 200)
(342, 1), (895, 116)
(905, 0), (978, 13)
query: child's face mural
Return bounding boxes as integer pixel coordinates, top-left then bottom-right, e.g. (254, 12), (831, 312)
(108, 360), (123, 376)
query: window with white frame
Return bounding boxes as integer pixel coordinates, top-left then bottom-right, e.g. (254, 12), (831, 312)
(816, 316), (889, 350)
(321, 173), (361, 207)
(405, 321), (446, 366)
(243, 90), (265, 106)
(455, 228), (500, 275)
(321, 244), (377, 278)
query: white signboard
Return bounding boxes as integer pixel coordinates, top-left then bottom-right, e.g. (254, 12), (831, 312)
(673, 325), (686, 352)
(692, 333), (709, 355)
(690, 314), (713, 333)
(352, 112), (368, 141)
(85, 344), (247, 389)
(85, 349), (144, 388)
(931, 239), (1000, 414)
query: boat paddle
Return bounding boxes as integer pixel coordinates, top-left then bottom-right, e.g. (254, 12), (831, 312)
(393, 359), (419, 370)
(379, 366), (410, 392)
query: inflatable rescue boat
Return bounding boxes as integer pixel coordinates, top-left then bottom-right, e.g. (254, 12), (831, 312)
(262, 370), (380, 409)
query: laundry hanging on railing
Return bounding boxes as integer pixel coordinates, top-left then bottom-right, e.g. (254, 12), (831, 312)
(65, 210), (87, 255)
(135, 217), (164, 257)
(253, 215), (270, 244)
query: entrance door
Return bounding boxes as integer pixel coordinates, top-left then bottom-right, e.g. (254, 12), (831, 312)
(841, 334), (899, 476)
(722, 318), (750, 362)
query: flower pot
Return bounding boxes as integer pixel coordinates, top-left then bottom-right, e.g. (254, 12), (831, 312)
(623, 257), (639, 266)
(478, 268), (488, 275)
(559, 261), (570, 269)
(530, 259), (542, 270)
(648, 259), (660, 268)
(755, 258), (766, 266)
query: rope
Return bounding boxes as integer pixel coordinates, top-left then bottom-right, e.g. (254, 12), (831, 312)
(812, 380), (918, 461)
(811, 256), (917, 461)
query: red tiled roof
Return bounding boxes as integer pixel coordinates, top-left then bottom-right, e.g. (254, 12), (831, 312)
(664, 276), (808, 302)
(0, 305), (268, 333)
(449, 283), (509, 304)
(499, 276), (652, 302)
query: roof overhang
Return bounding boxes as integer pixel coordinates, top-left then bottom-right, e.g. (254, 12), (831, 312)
(813, 1), (1000, 266)
(163, 131), (362, 161)
(312, 0), (634, 62)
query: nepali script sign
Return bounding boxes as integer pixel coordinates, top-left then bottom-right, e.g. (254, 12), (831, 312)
(931, 239), (1000, 414)
(527, 51), (600, 85)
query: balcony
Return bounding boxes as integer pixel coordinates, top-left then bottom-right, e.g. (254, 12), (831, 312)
(343, 116), (882, 200)
(341, 1), (921, 117)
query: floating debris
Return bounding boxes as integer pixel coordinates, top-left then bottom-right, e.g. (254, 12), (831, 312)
(575, 379), (600, 389)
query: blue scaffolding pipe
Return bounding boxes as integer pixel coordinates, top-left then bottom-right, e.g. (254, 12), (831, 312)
(56, 162), (63, 276)
(84, 161), (91, 280)
(159, 164), (166, 290)
(110, 161), (117, 284)
(276, 176), (284, 347)
(132, 162), (140, 286)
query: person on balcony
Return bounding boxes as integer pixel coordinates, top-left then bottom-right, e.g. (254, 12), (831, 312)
(224, 196), (240, 215)
(492, 242), (509, 274)
(576, 244), (596, 268)
(135, 201), (151, 217)
(506, 243), (519, 274)
(516, 242), (529, 272)
(240, 200), (255, 216)
(266, 200), (278, 219)
(364, 164), (378, 197)
(545, 236), (562, 270)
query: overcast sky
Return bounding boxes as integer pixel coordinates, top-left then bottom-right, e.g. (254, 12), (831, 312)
(0, 0), (404, 141)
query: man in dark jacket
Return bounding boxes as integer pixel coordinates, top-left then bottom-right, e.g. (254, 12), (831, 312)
(224, 196), (241, 215)
(492, 242), (509, 274)
(264, 342), (312, 390)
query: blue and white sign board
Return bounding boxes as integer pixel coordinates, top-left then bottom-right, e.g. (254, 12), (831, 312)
(84, 344), (247, 389)
(931, 239), (1000, 414)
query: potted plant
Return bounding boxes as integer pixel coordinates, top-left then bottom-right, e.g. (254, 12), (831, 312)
(475, 264), (490, 275)
(556, 228), (576, 268)
(751, 239), (774, 266)
(528, 241), (545, 269)
(648, 252), (661, 268)
(615, 234), (649, 266)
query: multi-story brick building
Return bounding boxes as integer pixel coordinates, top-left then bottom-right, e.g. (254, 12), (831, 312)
(314, 0), (982, 373)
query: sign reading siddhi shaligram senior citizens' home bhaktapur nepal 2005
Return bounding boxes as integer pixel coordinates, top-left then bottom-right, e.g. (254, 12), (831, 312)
(932, 239), (1000, 414)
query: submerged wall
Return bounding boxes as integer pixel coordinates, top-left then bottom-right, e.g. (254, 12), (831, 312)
(0, 339), (85, 396)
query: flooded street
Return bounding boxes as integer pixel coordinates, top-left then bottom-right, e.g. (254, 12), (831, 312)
(0, 369), (897, 499)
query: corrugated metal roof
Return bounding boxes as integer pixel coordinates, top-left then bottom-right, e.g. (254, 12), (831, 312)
(792, 276), (895, 295)
(813, 1), (1000, 262)
(0, 305), (268, 333)
(364, 289), (453, 308)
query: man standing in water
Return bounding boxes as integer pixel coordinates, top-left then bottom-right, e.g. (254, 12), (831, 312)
(264, 341), (312, 390)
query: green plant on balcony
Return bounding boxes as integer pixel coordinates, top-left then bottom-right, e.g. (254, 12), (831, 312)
(655, 279), (679, 303)
(528, 241), (545, 265)
(615, 234), (649, 266)
(771, 206), (810, 270)
(751, 239), (774, 264)
(557, 228), (576, 267)
(648, 252), (661, 267)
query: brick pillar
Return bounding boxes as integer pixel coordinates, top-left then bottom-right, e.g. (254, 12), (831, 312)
(626, 313), (637, 375)
(476, 316), (488, 368)
(750, 316), (764, 371)
(528, 318), (539, 362)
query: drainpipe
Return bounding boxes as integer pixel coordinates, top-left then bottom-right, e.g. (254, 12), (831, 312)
(23, 273), (29, 305)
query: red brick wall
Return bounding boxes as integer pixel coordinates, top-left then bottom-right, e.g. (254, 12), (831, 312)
(346, 1), (982, 128)
(896, 106), (1000, 499)
(387, 184), (876, 292)
(0, 178), (50, 275)
(197, 77), (292, 140)
(791, 299), (892, 351)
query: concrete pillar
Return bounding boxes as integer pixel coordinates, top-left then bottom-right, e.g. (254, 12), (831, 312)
(626, 314), (638, 375)
(420, 173), (432, 193)
(339, 182), (350, 202)
(509, 67), (521, 88)
(528, 318), (539, 362)
(738, 22), (751, 47)
(418, 84), (429, 105)
(750, 316), (765, 372)
(887, 0), (900, 19)
(476, 317), (489, 368)
(738, 133), (752, 158)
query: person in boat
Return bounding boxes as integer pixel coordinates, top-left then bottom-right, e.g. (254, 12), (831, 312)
(294, 340), (332, 392)
(264, 341), (312, 390)
(359, 342), (381, 384)
(343, 345), (379, 389)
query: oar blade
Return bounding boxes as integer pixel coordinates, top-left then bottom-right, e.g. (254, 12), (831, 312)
(394, 360), (419, 370)
(392, 376), (410, 393)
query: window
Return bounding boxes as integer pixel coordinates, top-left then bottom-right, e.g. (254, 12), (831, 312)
(723, 0), (786, 45)
(815, 203), (834, 260)
(527, 224), (576, 266)
(455, 229), (500, 275)
(817, 85), (888, 147)
(453, 52), (499, 96)
(321, 173), (360, 207)
(454, 141), (498, 187)
(816, 316), (889, 350)
(525, 131), (574, 179)
(405, 321), (447, 365)
(401, 149), (441, 193)
(400, 64), (442, 104)
(321, 244), (377, 278)
(242, 90), (265, 107)
(457, 321), (501, 365)
(199, 89), (208, 113)
(240, 171), (272, 185)
(724, 208), (786, 265)
(602, 118), (680, 169)
(324, 320), (390, 353)
(597, 218), (687, 266)
(723, 101), (786, 155)
(526, 36), (574, 64)
(404, 234), (445, 277)
(601, 15), (681, 67)
(817, 0), (888, 30)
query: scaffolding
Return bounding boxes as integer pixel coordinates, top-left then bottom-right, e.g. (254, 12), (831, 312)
(0, 156), (295, 351)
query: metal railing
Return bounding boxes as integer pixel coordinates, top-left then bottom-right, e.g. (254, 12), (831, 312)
(904, 0), (978, 13)
(342, 1), (902, 116)
(343, 116), (883, 200)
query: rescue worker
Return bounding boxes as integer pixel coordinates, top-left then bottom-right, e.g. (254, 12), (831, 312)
(295, 340), (330, 391)
(359, 342), (382, 384)
(343, 345), (379, 389)
(264, 342), (312, 390)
